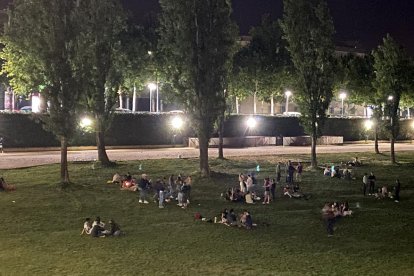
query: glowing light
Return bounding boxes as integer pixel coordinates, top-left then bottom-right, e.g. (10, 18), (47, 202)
(388, 95), (394, 101)
(80, 117), (93, 128)
(364, 120), (373, 130)
(147, 83), (157, 90)
(32, 95), (41, 113)
(246, 117), (257, 129)
(171, 116), (184, 130)
(339, 92), (347, 100)
(285, 90), (292, 97)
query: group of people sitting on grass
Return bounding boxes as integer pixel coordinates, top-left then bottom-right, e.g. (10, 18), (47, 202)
(0, 177), (15, 192)
(111, 172), (193, 209)
(323, 165), (353, 180)
(321, 201), (353, 237)
(216, 209), (256, 229)
(362, 173), (401, 202)
(81, 216), (122, 238)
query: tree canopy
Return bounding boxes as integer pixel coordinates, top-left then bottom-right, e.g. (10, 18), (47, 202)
(281, 0), (336, 168)
(158, 0), (237, 176)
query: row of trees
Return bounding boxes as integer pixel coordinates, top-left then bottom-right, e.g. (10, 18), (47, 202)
(0, 0), (413, 184)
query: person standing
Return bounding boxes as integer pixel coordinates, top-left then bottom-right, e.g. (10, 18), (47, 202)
(296, 162), (303, 182)
(368, 172), (376, 195)
(262, 178), (271, 205)
(362, 173), (368, 196)
(394, 179), (401, 203)
(270, 178), (276, 201)
(275, 162), (282, 184)
(0, 136), (3, 153)
(138, 174), (150, 204)
(287, 161), (295, 185)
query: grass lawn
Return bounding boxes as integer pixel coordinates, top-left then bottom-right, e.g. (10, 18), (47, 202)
(1, 151), (414, 275)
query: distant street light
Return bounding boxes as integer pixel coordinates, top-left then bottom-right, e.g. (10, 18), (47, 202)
(246, 117), (257, 129)
(171, 116), (184, 130)
(148, 83), (157, 112)
(80, 117), (93, 128)
(285, 90), (292, 113)
(388, 95), (394, 101)
(364, 120), (373, 131)
(339, 92), (347, 117)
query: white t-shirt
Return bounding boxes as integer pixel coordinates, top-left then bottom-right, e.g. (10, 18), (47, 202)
(83, 222), (92, 234)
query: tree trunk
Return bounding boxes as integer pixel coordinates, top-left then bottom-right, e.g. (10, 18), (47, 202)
(311, 134), (317, 169)
(270, 96), (274, 115)
(199, 133), (210, 177)
(374, 126), (380, 154)
(96, 119), (111, 166)
(390, 137), (396, 164)
(218, 114), (224, 159)
(60, 136), (69, 184)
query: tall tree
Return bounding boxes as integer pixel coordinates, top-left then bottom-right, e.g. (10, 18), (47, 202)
(336, 54), (383, 153)
(373, 34), (413, 163)
(1, 0), (82, 184)
(231, 15), (293, 114)
(76, 0), (126, 166)
(158, 0), (237, 176)
(281, 0), (335, 168)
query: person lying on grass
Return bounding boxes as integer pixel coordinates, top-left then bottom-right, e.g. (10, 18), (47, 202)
(0, 177), (16, 192)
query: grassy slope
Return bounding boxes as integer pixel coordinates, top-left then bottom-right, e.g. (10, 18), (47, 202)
(1, 152), (414, 275)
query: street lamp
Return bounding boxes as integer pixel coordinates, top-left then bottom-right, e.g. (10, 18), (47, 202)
(339, 92), (347, 117)
(246, 117), (257, 129)
(364, 120), (373, 143)
(148, 83), (157, 112)
(285, 90), (292, 113)
(171, 116), (184, 130)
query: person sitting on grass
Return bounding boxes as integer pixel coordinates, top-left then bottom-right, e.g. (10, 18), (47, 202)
(323, 167), (331, 176)
(91, 217), (107, 237)
(219, 209), (229, 225)
(107, 219), (122, 236)
(80, 218), (92, 235)
(339, 201), (352, 216)
(347, 156), (362, 167)
(110, 173), (123, 185)
(240, 210), (254, 230)
(283, 185), (292, 198)
(0, 177), (16, 192)
(245, 191), (255, 204)
(121, 177), (137, 192)
(227, 209), (238, 226)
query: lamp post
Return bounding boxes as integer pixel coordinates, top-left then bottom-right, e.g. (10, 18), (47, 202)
(339, 92), (347, 117)
(148, 83), (157, 112)
(285, 90), (292, 113)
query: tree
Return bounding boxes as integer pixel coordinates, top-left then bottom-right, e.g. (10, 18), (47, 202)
(373, 34), (413, 163)
(336, 54), (383, 153)
(2, 0), (83, 184)
(230, 15), (293, 115)
(281, 0), (335, 168)
(158, 0), (237, 176)
(76, 0), (126, 166)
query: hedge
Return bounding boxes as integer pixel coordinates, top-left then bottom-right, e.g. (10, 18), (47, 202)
(0, 113), (413, 148)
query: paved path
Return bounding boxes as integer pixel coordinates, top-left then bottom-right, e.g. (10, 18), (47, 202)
(1, 143), (413, 169)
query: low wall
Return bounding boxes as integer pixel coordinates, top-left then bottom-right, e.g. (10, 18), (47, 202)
(283, 136), (343, 146)
(189, 136), (277, 148)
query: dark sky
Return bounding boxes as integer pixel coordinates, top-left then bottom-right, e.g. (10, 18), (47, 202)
(1, 0), (413, 54)
(121, 0), (414, 55)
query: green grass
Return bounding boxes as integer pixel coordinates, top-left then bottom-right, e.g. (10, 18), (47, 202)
(1, 152), (414, 275)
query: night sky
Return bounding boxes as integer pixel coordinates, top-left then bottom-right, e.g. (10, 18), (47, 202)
(121, 0), (414, 55)
(1, 0), (413, 54)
